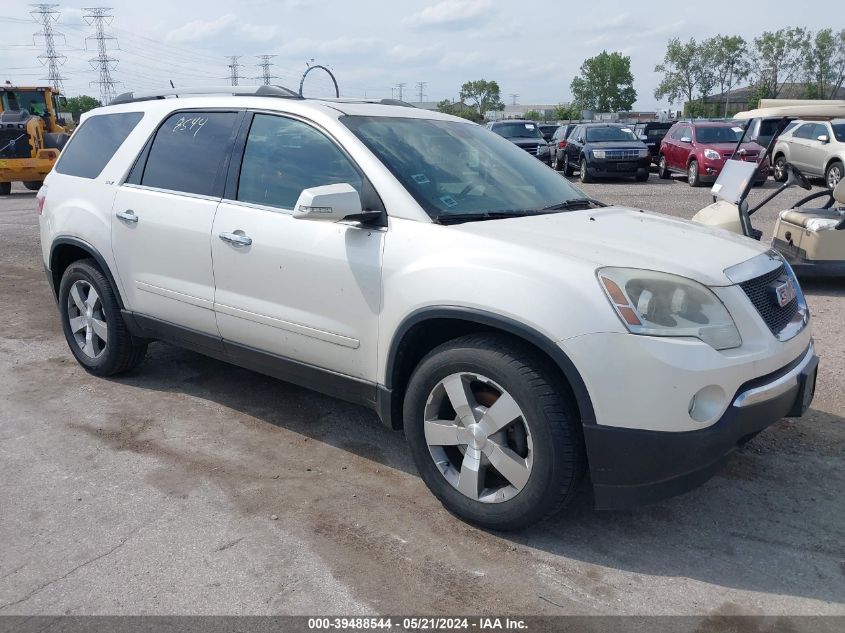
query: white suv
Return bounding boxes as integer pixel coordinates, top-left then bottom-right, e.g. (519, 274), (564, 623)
(38, 86), (818, 530)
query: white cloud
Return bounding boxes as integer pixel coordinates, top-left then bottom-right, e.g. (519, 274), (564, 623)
(165, 14), (235, 43)
(279, 36), (379, 57)
(408, 0), (492, 28)
(237, 23), (278, 42)
(438, 50), (483, 69)
(388, 44), (437, 62)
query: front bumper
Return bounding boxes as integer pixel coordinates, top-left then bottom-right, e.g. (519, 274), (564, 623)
(583, 342), (818, 509)
(699, 159), (770, 183)
(586, 155), (651, 177)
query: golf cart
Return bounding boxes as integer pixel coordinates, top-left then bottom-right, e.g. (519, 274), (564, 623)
(692, 102), (845, 277)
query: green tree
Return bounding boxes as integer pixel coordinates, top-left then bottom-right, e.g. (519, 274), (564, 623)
(570, 51), (637, 113)
(523, 109), (541, 121)
(553, 103), (580, 121)
(751, 28), (810, 99)
(804, 29), (845, 99)
(458, 79), (505, 117)
(702, 35), (751, 117)
(436, 99), (484, 123)
(654, 38), (708, 116)
(64, 95), (101, 122)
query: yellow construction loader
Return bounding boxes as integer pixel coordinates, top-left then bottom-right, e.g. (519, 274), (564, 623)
(0, 85), (72, 194)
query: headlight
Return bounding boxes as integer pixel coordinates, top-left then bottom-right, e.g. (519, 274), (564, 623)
(704, 149), (721, 160)
(637, 148), (649, 157)
(597, 268), (742, 350)
(592, 149), (606, 158)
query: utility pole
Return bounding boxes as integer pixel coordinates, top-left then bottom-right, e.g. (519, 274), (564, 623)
(255, 54), (277, 86)
(509, 93), (519, 105)
(395, 83), (406, 101)
(415, 81), (426, 103)
(83, 7), (120, 105)
(227, 56), (242, 86)
(31, 4), (66, 92)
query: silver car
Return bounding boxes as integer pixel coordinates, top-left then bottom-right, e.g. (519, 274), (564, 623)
(773, 119), (845, 188)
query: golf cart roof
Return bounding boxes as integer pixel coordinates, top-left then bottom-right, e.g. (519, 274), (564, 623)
(734, 101), (845, 121)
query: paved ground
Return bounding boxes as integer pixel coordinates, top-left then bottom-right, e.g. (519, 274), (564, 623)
(1, 177), (843, 616)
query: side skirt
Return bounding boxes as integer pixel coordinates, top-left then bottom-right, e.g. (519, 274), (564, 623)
(121, 310), (381, 413)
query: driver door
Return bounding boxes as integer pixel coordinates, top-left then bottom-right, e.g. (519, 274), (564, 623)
(210, 113), (384, 381)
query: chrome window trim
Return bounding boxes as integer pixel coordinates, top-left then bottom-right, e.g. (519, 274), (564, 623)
(120, 183), (221, 202)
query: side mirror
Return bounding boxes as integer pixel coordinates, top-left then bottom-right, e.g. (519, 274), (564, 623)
(640, 135), (648, 142)
(293, 183), (374, 222)
(817, 135), (829, 144)
(680, 136), (692, 143)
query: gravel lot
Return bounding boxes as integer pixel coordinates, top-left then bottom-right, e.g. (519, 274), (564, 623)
(1, 176), (843, 616)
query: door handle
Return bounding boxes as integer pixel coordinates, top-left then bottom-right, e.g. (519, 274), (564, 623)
(218, 231), (252, 247)
(116, 209), (138, 223)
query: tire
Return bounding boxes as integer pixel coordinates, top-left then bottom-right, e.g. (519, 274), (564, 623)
(658, 155), (671, 179)
(403, 333), (586, 531)
(635, 169), (649, 182)
(0, 182), (10, 196)
(563, 153), (574, 176)
(552, 152), (562, 172)
(58, 258), (147, 376)
(43, 132), (70, 151)
(687, 159), (701, 187)
(23, 181), (42, 191)
(773, 155), (788, 183)
(579, 157), (593, 183)
(826, 161), (843, 189)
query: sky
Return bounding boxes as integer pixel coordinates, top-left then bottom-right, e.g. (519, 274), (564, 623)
(0, 0), (835, 110)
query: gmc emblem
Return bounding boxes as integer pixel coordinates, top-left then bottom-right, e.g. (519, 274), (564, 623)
(770, 277), (797, 307)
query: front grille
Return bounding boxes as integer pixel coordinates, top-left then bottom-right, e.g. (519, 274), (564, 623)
(722, 152), (758, 161)
(605, 149), (640, 160)
(739, 264), (800, 335)
(0, 129), (32, 159)
(521, 144), (540, 156)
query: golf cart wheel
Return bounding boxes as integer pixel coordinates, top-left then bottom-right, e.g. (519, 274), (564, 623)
(403, 333), (585, 531)
(687, 160), (701, 187)
(826, 161), (843, 189)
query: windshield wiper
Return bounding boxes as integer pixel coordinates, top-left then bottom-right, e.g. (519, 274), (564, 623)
(435, 210), (531, 225)
(542, 197), (607, 211)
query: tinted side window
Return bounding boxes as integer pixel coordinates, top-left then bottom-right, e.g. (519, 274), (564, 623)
(55, 112), (143, 179)
(141, 111), (238, 196)
(237, 114), (363, 210)
(793, 123), (815, 140)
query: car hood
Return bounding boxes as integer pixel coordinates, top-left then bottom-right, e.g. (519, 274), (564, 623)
(506, 137), (545, 146)
(701, 141), (764, 153)
(451, 206), (768, 287)
(587, 141), (648, 149)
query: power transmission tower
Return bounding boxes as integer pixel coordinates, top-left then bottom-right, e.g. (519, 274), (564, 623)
(31, 4), (66, 92)
(395, 83), (406, 101)
(83, 7), (120, 105)
(415, 81), (427, 102)
(227, 56), (242, 86)
(255, 55), (278, 86)
(509, 93), (519, 105)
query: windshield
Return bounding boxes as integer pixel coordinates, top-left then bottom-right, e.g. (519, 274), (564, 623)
(585, 126), (637, 142)
(695, 126), (747, 144)
(491, 122), (543, 139)
(832, 122), (845, 142)
(1, 90), (49, 116)
(643, 127), (670, 140)
(342, 116), (592, 219)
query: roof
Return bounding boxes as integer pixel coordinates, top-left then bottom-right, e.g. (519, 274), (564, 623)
(733, 102), (845, 121)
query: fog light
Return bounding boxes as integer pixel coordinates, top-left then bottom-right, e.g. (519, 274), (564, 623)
(688, 385), (727, 423)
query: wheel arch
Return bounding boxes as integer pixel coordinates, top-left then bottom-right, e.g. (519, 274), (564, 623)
(49, 237), (125, 309)
(824, 156), (843, 176)
(379, 307), (596, 431)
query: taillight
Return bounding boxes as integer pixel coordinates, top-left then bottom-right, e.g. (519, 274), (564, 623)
(558, 140), (568, 148)
(36, 187), (46, 215)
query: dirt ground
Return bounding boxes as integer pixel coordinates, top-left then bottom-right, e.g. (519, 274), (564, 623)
(0, 177), (843, 616)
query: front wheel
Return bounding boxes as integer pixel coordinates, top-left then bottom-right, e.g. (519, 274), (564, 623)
(635, 169), (649, 182)
(403, 334), (586, 531)
(58, 259), (147, 376)
(687, 160), (701, 187)
(826, 161), (843, 189)
(23, 181), (42, 191)
(579, 157), (593, 183)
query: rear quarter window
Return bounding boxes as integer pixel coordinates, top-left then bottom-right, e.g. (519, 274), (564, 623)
(55, 112), (144, 179)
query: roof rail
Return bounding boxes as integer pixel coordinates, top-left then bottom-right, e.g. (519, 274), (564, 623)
(110, 84), (303, 105)
(312, 97), (416, 108)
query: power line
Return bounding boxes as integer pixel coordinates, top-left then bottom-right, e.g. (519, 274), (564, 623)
(255, 54), (278, 86)
(509, 93), (519, 105)
(83, 7), (121, 104)
(30, 3), (67, 91)
(226, 55), (242, 86)
(395, 82), (406, 101)
(415, 81), (426, 102)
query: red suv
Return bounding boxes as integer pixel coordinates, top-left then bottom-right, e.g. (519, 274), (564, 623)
(658, 122), (769, 187)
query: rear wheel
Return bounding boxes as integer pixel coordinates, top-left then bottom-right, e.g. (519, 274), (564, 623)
(773, 155), (788, 183)
(579, 157), (593, 183)
(403, 334), (586, 531)
(826, 161), (843, 189)
(58, 259), (147, 376)
(552, 152), (562, 171)
(687, 160), (701, 187)
(658, 155), (671, 179)
(563, 153), (574, 176)
(23, 181), (42, 191)
(0, 182), (10, 196)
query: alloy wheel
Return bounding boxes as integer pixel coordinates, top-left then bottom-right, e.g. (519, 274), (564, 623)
(423, 372), (533, 503)
(67, 280), (108, 358)
(828, 164), (842, 189)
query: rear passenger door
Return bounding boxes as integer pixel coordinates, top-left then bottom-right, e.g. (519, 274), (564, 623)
(210, 112), (383, 381)
(111, 110), (241, 335)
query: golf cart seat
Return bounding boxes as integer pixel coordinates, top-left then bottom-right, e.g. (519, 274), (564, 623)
(779, 180), (845, 231)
